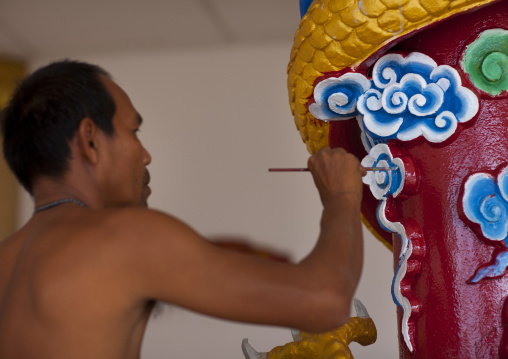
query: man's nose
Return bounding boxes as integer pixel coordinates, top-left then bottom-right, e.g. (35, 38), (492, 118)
(143, 146), (152, 165)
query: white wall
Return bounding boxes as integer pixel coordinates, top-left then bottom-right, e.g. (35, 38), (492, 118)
(19, 43), (398, 358)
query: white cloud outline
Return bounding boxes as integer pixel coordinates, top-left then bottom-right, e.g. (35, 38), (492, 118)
(361, 144), (405, 200)
(309, 73), (371, 121)
(376, 200), (414, 352)
(359, 58), (478, 143)
(372, 52), (437, 90)
(463, 172), (508, 241)
(308, 52), (480, 147)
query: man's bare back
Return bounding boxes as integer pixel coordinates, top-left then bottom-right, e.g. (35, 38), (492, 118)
(0, 207), (155, 359)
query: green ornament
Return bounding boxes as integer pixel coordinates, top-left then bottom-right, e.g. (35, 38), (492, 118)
(461, 29), (508, 96)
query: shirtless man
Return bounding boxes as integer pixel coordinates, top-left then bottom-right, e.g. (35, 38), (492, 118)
(0, 60), (365, 359)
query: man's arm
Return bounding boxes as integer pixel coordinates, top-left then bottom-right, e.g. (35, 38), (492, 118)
(111, 147), (364, 333)
(298, 146), (365, 323)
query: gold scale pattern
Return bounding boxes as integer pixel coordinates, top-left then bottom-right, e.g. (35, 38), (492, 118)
(266, 317), (376, 359)
(287, 0), (499, 154)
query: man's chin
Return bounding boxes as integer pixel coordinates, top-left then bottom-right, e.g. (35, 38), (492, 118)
(141, 186), (151, 207)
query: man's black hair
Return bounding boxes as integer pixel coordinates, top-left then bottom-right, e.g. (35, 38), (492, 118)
(1, 60), (116, 194)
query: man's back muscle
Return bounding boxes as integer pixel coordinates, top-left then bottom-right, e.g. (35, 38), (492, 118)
(0, 207), (153, 359)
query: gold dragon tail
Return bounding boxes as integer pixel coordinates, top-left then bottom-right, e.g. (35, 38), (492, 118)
(242, 299), (377, 359)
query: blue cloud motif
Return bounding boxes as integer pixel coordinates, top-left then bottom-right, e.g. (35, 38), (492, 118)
(361, 144), (404, 200)
(463, 168), (508, 282)
(359, 54), (479, 143)
(463, 172), (508, 241)
(307, 52), (479, 145)
(309, 73), (371, 121)
(372, 52), (437, 89)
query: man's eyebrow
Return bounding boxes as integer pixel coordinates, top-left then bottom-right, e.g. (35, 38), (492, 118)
(137, 113), (143, 126)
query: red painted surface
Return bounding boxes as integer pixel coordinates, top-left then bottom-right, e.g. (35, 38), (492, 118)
(329, 1), (508, 357)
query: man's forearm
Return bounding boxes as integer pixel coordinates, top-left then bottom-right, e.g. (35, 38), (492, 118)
(303, 193), (364, 300)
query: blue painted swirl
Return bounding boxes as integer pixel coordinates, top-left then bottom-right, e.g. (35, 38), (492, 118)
(463, 167), (508, 282)
(360, 54), (478, 143)
(309, 73), (371, 121)
(361, 144), (404, 200)
(463, 171), (508, 241)
(309, 52), (479, 145)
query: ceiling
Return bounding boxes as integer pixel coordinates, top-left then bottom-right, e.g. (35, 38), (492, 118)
(0, 0), (302, 61)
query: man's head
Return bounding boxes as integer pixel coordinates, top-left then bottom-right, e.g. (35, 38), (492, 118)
(91, 75), (152, 208)
(1, 60), (116, 194)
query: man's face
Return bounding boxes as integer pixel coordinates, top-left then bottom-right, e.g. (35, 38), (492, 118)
(98, 76), (152, 208)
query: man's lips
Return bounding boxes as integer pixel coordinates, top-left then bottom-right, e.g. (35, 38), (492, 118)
(143, 170), (151, 196)
(144, 169), (151, 186)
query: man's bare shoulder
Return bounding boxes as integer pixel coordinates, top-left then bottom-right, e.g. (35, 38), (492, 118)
(69, 207), (207, 266)
(1, 207), (202, 279)
(81, 207), (200, 244)
(67, 207), (214, 303)
(1, 207), (205, 303)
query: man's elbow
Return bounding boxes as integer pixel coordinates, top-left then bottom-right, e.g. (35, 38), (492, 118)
(298, 292), (353, 333)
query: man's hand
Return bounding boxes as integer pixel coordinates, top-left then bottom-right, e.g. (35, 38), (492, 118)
(307, 147), (365, 208)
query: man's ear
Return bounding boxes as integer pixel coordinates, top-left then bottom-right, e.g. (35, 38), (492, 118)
(76, 118), (99, 164)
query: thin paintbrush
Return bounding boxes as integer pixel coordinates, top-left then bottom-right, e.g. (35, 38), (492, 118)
(268, 166), (397, 172)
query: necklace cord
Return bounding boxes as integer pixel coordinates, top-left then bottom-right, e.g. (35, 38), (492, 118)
(33, 198), (87, 215)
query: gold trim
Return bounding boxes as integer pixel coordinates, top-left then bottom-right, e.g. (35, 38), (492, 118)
(0, 59), (25, 241)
